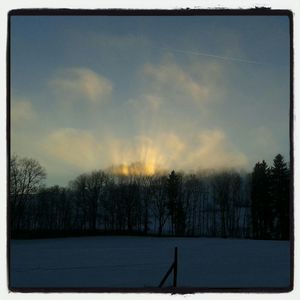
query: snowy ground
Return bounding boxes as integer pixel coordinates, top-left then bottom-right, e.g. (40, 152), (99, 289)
(10, 236), (290, 288)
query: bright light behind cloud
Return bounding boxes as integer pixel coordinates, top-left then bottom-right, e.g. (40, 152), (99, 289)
(42, 128), (247, 176)
(107, 135), (167, 175)
(10, 16), (289, 185)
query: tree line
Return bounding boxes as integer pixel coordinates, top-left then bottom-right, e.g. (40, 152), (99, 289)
(9, 154), (291, 240)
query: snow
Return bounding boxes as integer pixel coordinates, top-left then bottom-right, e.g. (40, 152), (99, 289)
(10, 236), (290, 288)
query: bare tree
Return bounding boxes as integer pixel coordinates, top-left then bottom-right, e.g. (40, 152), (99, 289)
(227, 172), (243, 237)
(183, 174), (208, 236)
(212, 171), (231, 237)
(10, 155), (46, 232)
(150, 175), (168, 235)
(70, 171), (110, 232)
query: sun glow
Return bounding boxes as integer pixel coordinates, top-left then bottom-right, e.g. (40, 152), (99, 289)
(108, 136), (170, 176)
(107, 135), (170, 176)
(109, 161), (161, 176)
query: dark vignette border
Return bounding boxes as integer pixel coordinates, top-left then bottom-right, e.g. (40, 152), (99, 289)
(6, 7), (294, 294)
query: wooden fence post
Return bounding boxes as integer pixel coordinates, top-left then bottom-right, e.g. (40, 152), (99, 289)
(173, 246), (178, 288)
(158, 247), (178, 288)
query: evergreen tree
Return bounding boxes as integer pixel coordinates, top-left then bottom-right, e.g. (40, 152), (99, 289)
(167, 170), (185, 235)
(251, 160), (272, 239)
(270, 154), (290, 240)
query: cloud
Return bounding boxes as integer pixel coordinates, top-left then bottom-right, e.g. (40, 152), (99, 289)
(50, 67), (112, 104)
(143, 61), (210, 103)
(42, 128), (102, 170)
(41, 127), (248, 179)
(142, 94), (163, 111)
(104, 130), (247, 174)
(11, 100), (35, 126)
(105, 133), (185, 174)
(126, 94), (164, 115)
(185, 129), (248, 170)
(107, 135), (165, 171)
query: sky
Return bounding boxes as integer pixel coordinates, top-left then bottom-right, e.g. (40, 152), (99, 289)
(10, 14), (290, 186)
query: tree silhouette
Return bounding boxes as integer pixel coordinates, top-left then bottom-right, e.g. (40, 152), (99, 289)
(270, 154), (290, 240)
(9, 154), (290, 240)
(167, 171), (185, 235)
(251, 160), (272, 239)
(10, 155), (46, 233)
(251, 154), (291, 240)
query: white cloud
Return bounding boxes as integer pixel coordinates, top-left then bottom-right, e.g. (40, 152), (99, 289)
(143, 61), (209, 103)
(105, 129), (247, 173)
(127, 94), (164, 113)
(185, 129), (248, 170)
(42, 128), (102, 170)
(143, 94), (163, 111)
(41, 127), (248, 178)
(50, 67), (112, 104)
(105, 133), (185, 173)
(11, 100), (35, 126)
(107, 135), (165, 169)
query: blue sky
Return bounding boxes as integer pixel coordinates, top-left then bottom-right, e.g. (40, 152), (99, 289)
(10, 15), (290, 185)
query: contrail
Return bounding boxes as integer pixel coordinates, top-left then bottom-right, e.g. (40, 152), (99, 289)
(160, 46), (270, 66)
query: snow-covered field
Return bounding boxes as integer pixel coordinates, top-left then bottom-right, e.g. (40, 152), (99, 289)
(10, 236), (290, 288)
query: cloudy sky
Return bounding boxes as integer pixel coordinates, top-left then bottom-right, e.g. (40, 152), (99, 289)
(10, 15), (290, 186)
